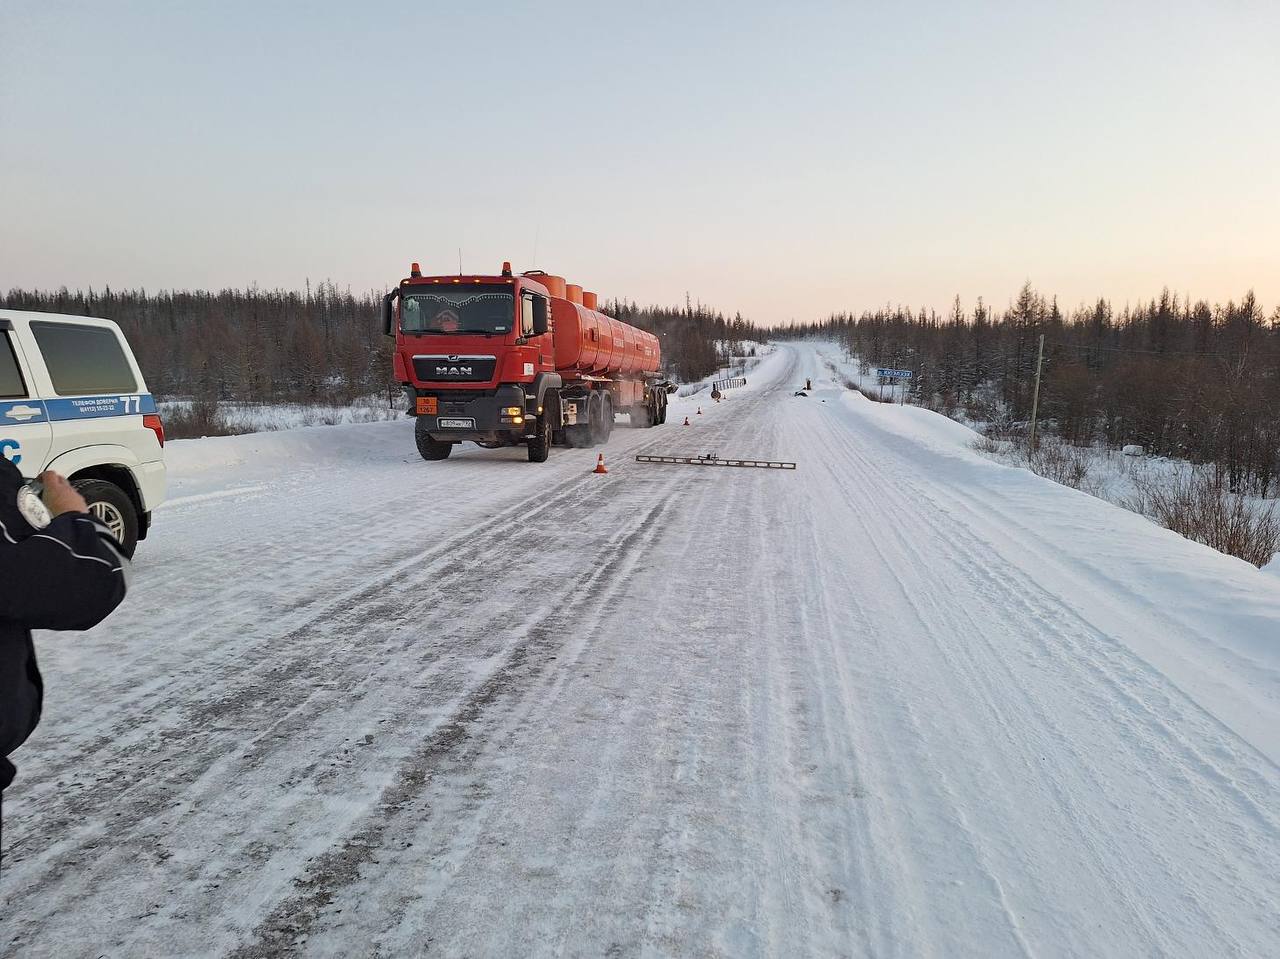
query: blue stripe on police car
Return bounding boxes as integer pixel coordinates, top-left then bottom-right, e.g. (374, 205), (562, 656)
(43, 394), (157, 420)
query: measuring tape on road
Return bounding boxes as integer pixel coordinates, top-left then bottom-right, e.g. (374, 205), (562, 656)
(636, 454), (796, 470)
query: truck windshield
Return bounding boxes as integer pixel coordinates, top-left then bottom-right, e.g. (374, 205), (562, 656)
(401, 286), (514, 335)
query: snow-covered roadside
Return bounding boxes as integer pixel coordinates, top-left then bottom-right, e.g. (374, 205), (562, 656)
(157, 394), (403, 436)
(805, 339), (1280, 570)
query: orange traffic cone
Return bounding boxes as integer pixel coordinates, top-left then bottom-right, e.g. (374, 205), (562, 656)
(697, 407), (703, 415)
(683, 416), (691, 426)
(593, 454), (608, 474)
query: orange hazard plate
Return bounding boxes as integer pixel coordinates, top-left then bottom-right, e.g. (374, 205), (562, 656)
(416, 396), (438, 415)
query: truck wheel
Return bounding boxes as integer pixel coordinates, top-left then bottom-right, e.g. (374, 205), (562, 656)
(656, 392), (668, 424)
(415, 419), (453, 460)
(542, 390), (565, 448)
(528, 413), (552, 462)
(73, 479), (138, 558)
(602, 396), (614, 441)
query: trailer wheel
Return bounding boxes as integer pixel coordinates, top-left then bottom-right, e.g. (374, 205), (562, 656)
(602, 396), (614, 441)
(656, 391), (668, 425)
(528, 412), (552, 462)
(73, 479), (138, 558)
(415, 419), (453, 460)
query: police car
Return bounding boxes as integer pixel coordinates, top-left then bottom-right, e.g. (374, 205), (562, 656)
(1, 309), (166, 557)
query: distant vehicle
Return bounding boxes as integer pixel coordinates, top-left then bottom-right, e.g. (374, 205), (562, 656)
(0, 310), (166, 556)
(384, 262), (670, 462)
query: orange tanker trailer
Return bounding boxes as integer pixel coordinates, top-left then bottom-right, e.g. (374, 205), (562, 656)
(383, 261), (670, 462)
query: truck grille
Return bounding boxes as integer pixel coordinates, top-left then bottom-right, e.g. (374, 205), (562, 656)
(412, 355), (497, 382)
(437, 393), (485, 415)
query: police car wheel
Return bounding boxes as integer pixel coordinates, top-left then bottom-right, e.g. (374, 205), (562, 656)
(73, 479), (138, 558)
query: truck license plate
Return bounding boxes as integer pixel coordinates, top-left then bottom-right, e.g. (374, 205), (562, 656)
(438, 417), (474, 429)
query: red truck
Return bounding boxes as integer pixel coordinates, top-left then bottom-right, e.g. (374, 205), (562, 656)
(383, 262), (669, 462)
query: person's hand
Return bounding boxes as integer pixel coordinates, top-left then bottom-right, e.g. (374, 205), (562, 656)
(38, 471), (89, 517)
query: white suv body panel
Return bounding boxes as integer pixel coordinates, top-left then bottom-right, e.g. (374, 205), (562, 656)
(0, 309), (166, 516)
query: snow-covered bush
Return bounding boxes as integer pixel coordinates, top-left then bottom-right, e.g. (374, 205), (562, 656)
(1129, 468), (1280, 568)
(1022, 439), (1093, 491)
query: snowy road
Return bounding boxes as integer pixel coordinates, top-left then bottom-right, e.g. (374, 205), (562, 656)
(3, 343), (1278, 957)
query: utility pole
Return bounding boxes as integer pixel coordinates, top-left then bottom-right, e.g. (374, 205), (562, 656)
(1029, 333), (1045, 450)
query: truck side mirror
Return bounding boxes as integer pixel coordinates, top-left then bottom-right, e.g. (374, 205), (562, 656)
(532, 297), (549, 335)
(382, 291), (397, 337)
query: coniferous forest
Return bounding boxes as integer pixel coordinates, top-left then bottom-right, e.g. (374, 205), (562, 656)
(778, 284), (1280, 496)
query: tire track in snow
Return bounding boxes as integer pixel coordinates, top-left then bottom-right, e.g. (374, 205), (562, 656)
(15, 419), (685, 798)
(300, 355), (807, 957)
(29, 415), (692, 794)
(229, 495), (678, 958)
(1, 422), (707, 957)
(288, 355), (820, 957)
(840, 415), (1280, 838)
(816, 423), (1167, 954)
(864, 452), (1276, 951)
(789, 376), (1279, 955)
(793, 406), (1038, 957)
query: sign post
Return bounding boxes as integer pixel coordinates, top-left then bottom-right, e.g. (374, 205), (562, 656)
(875, 368), (913, 405)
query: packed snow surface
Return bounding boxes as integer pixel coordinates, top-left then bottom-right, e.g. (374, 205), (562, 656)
(2, 343), (1278, 957)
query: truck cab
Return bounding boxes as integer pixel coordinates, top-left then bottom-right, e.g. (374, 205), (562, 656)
(385, 263), (568, 462)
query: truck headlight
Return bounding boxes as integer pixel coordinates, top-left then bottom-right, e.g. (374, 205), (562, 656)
(502, 406), (522, 416)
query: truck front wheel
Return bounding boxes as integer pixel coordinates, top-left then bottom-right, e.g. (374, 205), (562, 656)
(415, 420), (453, 461)
(73, 478), (139, 558)
(528, 413), (552, 462)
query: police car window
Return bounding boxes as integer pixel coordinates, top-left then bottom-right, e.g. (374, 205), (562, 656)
(31, 322), (138, 395)
(1, 334), (27, 398)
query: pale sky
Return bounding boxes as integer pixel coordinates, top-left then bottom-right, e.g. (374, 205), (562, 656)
(3, 1), (1277, 324)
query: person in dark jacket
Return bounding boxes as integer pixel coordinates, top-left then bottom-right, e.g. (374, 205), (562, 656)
(1, 456), (128, 865)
